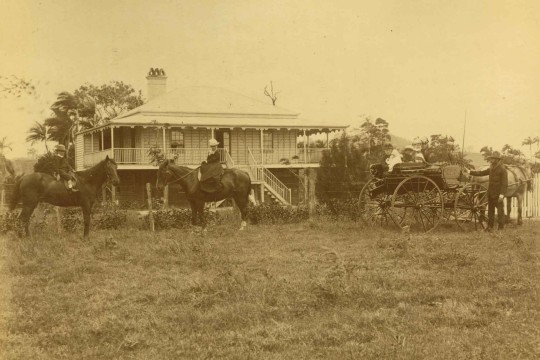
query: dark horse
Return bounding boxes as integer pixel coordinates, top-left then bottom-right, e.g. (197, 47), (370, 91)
(9, 156), (120, 237)
(471, 164), (533, 225)
(156, 160), (252, 230)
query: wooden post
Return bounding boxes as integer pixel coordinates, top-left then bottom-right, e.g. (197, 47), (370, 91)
(260, 184), (265, 203)
(308, 168), (316, 216)
(162, 126), (167, 155)
(111, 185), (116, 204)
(303, 168), (308, 206)
(111, 127), (114, 157)
(0, 189), (4, 210)
(102, 186), (107, 204)
(303, 129), (307, 164)
(260, 129), (264, 164)
(56, 207), (62, 234)
(163, 185), (169, 209)
(146, 183), (155, 232)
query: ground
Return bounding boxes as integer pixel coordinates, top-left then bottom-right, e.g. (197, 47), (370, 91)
(0, 217), (539, 359)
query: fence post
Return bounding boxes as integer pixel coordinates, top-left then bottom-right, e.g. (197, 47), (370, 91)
(102, 186), (107, 204)
(146, 183), (154, 232)
(308, 168), (316, 216)
(0, 189), (4, 210)
(163, 185), (169, 209)
(56, 207), (62, 234)
(111, 185), (116, 205)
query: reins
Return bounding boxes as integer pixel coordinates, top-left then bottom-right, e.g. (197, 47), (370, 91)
(165, 166), (199, 186)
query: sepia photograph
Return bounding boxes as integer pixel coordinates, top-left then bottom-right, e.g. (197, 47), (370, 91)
(1, 0), (539, 358)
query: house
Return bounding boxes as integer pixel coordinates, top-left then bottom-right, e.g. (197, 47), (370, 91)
(74, 69), (347, 207)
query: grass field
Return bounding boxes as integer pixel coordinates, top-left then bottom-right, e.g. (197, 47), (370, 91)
(1, 217), (539, 359)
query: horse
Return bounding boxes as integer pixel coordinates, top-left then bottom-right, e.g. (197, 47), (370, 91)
(9, 156), (120, 237)
(156, 160), (252, 230)
(470, 164), (533, 225)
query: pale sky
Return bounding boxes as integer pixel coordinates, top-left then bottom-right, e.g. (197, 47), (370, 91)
(1, 0), (539, 158)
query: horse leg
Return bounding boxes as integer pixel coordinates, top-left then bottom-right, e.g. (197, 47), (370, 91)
(189, 201), (198, 226)
(506, 197), (512, 224)
(517, 195), (523, 225)
(197, 200), (206, 230)
(19, 202), (38, 237)
(234, 191), (248, 230)
(82, 204), (91, 238)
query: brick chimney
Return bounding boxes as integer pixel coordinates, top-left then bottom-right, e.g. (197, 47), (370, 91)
(146, 67), (167, 101)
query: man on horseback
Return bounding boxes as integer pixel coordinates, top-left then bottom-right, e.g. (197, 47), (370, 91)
(53, 144), (77, 191)
(465, 151), (508, 231)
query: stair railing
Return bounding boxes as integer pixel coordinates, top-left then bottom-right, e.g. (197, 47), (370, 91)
(247, 148), (291, 204)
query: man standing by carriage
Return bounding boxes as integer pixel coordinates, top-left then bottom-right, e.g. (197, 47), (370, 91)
(465, 151), (508, 231)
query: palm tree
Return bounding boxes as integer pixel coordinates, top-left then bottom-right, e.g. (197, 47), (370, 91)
(26, 121), (50, 151)
(522, 136), (535, 159)
(0, 136), (13, 155)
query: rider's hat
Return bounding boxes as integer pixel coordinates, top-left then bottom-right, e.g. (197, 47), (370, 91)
(55, 144), (66, 152)
(208, 139), (219, 147)
(487, 151), (502, 160)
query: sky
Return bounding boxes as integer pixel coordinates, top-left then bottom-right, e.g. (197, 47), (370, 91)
(1, 0), (539, 158)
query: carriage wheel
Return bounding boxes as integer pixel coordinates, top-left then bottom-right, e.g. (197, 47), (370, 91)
(454, 183), (488, 231)
(390, 176), (444, 233)
(358, 179), (406, 228)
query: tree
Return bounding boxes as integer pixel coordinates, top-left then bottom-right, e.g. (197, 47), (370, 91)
(27, 148), (38, 159)
(263, 81), (279, 106)
(0, 137), (13, 155)
(316, 132), (371, 203)
(0, 75), (36, 98)
(26, 121), (50, 151)
(427, 134), (472, 168)
(29, 81), (145, 165)
(356, 117), (391, 163)
(73, 81), (144, 126)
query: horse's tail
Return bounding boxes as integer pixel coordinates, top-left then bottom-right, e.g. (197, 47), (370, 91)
(8, 174), (24, 211)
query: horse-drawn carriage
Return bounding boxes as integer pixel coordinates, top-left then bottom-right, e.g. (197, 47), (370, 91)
(359, 162), (489, 232)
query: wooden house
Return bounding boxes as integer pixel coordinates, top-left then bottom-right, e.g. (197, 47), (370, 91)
(74, 69), (347, 206)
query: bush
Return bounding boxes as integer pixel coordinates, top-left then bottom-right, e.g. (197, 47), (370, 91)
(61, 208), (82, 231)
(315, 199), (361, 221)
(94, 201), (127, 230)
(0, 211), (22, 234)
(141, 208), (220, 230)
(247, 203), (309, 225)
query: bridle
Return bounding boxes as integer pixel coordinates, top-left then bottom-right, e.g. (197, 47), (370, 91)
(159, 165), (198, 187)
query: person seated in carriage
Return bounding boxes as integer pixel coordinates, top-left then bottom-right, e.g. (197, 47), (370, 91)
(412, 136), (430, 163)
(383, 143), (402, 172)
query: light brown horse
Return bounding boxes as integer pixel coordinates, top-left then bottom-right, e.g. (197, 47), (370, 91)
(471, 164), (533, 225)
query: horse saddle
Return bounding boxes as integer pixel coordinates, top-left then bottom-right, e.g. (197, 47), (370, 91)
(56, 174), (80, 192)
(198, 163), (224, 193)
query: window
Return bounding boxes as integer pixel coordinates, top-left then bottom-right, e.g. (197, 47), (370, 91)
(170, 129), (184, 148)
(263, 131), (273, 151)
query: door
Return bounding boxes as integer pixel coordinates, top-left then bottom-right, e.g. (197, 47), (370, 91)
(215, 129), (231, 155)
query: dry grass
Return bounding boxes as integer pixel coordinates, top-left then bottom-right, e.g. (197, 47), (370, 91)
(1, 217), (539, 359)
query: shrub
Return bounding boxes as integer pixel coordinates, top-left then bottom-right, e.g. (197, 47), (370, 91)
(94, 201), (127, 230)
(247, 203), (309, 225)
(61, 208), (82, 231)
(315, 199), (361, 221)
(0, 211), (22, 234)
(141, 208), (220, 230)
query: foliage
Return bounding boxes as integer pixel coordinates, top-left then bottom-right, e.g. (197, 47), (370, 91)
(60, 208), (83, 231)
(142, 208), (220, 230)
(73, 81), (144, 127)
(316, 132), (370, 203)
(297, 139), (326, 148)
(94, 201), (128, 230)
(247, 202), (308, 224)
(315, 199), (362, 221)
(33, 152), (57, 175)
(33, 150), (75, 174)
(0, 136), (13, 154)
(0, 75), (36, 98)
(480, 144), (527, 167)
(425, 134), (473, 168)
(147, 147), (165, 166)
(0, 211), (23, 234)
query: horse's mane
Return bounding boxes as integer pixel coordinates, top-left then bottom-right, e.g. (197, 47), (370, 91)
(78, 157), (116, 179)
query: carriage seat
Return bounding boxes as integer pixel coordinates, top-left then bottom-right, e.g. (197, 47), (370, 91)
(442, 165), (461, 188)
(392, 162), (429, 173)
